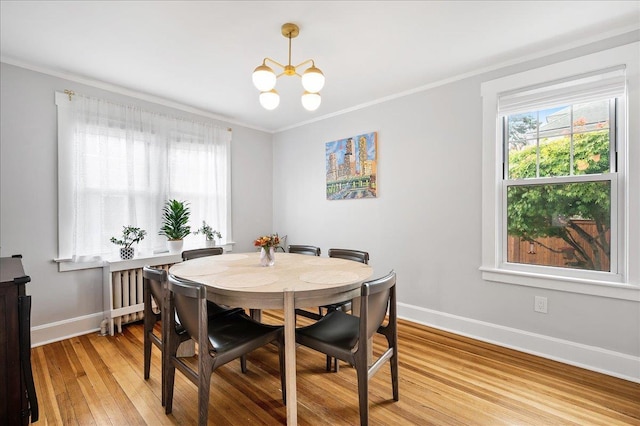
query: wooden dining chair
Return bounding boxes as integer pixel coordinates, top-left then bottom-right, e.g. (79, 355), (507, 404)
(142, 266), (192, 406)
(288, 245), (323, 321)
(325, 248), (369, 315)
(143, 265), (246, 406)
(295, 270), (398, 426)
(164, 274), (286, 426)
(323, 248), (370, 372)
(181, 247), (250, 368)
(287, 244), (321, 256)
(181, 247), (223, 260)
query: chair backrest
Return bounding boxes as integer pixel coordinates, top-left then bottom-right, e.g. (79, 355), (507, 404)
(328, 248), (369, 264)
(288, 245), (321, 256)
(167, 274), (206, 342)
(182, 247), (223, 260)
(360, 270), (396, 340)
(142, 266), (167, 310)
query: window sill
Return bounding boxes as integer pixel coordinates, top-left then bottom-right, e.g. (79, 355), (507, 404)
(54, 242), (236, 272)
(480, 266), (640, 301)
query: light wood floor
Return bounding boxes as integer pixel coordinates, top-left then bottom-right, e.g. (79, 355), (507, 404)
(31, 311), (639, 425)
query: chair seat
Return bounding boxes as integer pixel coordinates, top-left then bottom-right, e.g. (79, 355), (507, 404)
(206, 313), (283, 362)
(173, 303), (243, 336)
(296, 310), (359, 353)
(207, 302), (244, 318)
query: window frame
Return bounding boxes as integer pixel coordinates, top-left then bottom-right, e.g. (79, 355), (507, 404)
(481, 42), (640, 301)
(54, 92), (233, 271)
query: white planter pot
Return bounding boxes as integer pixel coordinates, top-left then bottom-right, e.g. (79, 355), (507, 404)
(167, 239), (184, 254)
(205, 239), (216, 248)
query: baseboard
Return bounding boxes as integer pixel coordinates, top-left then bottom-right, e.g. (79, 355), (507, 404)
(398, 302), (640, 383)
(31, 312), (104, 347)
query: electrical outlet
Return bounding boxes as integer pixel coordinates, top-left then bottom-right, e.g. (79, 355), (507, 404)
(534, 296), (548, 313)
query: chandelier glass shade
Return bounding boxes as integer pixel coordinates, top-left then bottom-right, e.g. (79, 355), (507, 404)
(252, 23), (324, 111)
(259, 89), (280, 110)
(252, 65), (277, 92)
(301, 91), (321, 111)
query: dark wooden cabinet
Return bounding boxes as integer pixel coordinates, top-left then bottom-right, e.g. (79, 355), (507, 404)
(1, 256), (38, 425)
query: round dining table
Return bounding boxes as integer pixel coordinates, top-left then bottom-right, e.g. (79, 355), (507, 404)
(168, 251), (373, 425)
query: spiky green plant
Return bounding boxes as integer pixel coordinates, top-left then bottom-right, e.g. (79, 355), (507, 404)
(159, 199), (191, 240)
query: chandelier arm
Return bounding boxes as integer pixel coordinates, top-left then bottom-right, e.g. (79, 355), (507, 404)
(263, 57), (287, 72)
(292, 59), (315, 70)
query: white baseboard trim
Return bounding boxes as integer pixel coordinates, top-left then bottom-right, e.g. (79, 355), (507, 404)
(31, 312), (104, 347)
(398, 302), (640, 383)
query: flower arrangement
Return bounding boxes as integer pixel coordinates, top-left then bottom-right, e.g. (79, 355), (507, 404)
(193, 221), (222, 241)
(254, 233), (281, 249)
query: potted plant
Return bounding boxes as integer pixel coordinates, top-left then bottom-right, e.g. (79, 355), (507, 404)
(193, 221), (222, 247)
(110, 226), (146, 260)
(159, 199), (191, 254)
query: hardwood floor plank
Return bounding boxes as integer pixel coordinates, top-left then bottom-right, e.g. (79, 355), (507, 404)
(30, 314), (640, 425)
(32, 346), (64, 425)
(90, 332), (171, 425)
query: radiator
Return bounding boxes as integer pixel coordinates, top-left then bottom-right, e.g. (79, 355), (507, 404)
(103, 257), (178, 336)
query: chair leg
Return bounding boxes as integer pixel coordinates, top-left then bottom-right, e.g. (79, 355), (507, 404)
(160, 343), (166, 407)
(278, 336), (286, 404)
(356, 360), (369, 426)
(164, 358), (176, 414)
(198, 364), (211, 426)
(143, 330), (152, 380)
(325, 355), (340, 372)
(391, 348), (399, 401)
(241, 355), (247, 373)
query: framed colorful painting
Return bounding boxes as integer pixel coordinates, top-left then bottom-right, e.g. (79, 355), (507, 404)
(325, 131), (378, 200)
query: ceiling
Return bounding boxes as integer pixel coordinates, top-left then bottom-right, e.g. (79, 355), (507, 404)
(1, 1), (639, 133)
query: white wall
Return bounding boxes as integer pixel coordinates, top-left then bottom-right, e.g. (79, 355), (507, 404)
(273, 33), (640, 381)
(0, 62), (273, 342)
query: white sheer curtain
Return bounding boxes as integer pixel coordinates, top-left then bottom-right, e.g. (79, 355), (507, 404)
(59, 92), (231, 258)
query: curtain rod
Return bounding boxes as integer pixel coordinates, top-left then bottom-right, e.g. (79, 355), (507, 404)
(61, 89), (232, 132)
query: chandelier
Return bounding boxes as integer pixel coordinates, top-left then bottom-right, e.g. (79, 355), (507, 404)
(252, 23), (325, 111)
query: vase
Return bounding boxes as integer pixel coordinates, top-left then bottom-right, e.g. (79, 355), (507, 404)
(260, 246), (275, 267)
(167, 239), (184, 254)
(119, 247), (134, 260)
(205, 239), (216, 248)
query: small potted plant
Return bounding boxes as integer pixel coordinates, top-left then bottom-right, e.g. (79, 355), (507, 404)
(193, 221), (222, 247)
(110, 226), (146, 260)
(159, 199), (191, 254)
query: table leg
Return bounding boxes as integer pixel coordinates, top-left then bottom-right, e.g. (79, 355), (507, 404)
(284, 289), (297, 425)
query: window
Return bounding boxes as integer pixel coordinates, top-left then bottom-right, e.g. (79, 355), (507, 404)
(55, 92), (232, 265)
(481, 42), (640, 298)
(504, 98), (617, 273)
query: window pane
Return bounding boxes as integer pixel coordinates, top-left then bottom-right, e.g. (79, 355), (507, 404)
(507, 100), (611, 180)
(538, 135), (570, 177)
(507, 111), (538, 179)
(506, 181), (611, 271)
